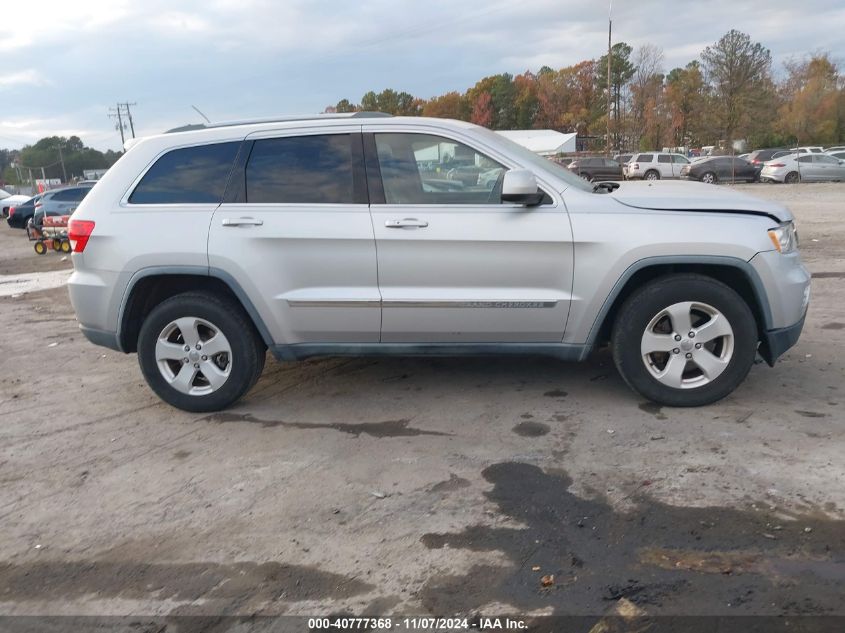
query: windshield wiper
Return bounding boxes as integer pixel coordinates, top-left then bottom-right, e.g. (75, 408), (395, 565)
(592, 181), (621, 193)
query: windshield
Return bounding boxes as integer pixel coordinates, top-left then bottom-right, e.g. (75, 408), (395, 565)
(472, 127), (593, 193)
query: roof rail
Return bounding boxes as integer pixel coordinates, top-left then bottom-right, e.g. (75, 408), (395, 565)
(165, 111), (391, 133)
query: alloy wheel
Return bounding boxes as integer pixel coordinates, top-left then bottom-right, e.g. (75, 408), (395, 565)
(155, 317), (232, 395)
(640, 301), (734, 389)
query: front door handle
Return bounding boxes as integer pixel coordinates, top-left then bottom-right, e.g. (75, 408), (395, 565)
(222, 217), (263, 227)
(385, 218), (429, 229)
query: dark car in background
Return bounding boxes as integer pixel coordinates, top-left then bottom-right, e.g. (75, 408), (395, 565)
(613, 153), (633, 165)
(5, 195), (42, 229)
(680, 156), (760, 184)
(746, 148), (786, 168)
(567, 156), (624, 181)
(6, 186), (93, 229)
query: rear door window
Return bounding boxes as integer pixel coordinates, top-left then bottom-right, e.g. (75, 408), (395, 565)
(657, 155), (671, 163)
(245, 134), (354, 204)
(129, 142), (240, 204)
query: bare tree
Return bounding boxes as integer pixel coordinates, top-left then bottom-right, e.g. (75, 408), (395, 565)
(630, 44), (665, 148)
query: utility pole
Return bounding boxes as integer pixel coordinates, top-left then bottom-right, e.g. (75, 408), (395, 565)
(58, 143), (67, 182)
(606, 0), (612, 156)
(119, 102), (137, 138)
(109, 105), (126, 146)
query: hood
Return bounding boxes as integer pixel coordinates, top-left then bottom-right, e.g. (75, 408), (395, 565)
(609, 180), (792, 222)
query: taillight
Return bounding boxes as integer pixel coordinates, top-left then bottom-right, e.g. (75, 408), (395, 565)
(631, 163), (639, 170)
(8, 207), (15, 217)
(68, 219), (95, 253)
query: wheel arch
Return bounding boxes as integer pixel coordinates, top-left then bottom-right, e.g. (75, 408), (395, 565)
(117, 267), (273, 353)
(586, 256), (773, 357)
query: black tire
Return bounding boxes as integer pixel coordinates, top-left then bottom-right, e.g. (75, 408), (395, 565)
(700, 171), (717, 185)
(645, 170), (660, 181)
(611, 274), (758, 407)
(137, 292), (266, 412)
(784, 171), (800, 184)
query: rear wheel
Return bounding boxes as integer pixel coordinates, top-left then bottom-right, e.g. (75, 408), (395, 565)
(137, 292), (266, 412)
(700, 172), (717, 184)
(645, 170), (660, 181)
(784, 171), (800, 184)
(60, 239), (72, 253)
(611, 274), (758, 407)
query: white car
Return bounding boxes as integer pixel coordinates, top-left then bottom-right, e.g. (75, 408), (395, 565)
(789, 146), (824, 154)
(760, 153), (845, 183)
(0, 188), (31, 218)
(624, 152), (690, 180)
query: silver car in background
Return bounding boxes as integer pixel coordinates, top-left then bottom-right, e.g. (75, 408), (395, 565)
(760, 153), (845, 183)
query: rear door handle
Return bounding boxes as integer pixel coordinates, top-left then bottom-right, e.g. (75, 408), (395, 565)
(222, 217), (263, 227)
(385, 218), (429, 229)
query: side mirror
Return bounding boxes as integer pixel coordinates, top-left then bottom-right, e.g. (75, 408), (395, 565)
(501, 169), (544, 206)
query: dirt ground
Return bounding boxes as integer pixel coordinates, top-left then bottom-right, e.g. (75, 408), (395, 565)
(0, 184), (843, 623)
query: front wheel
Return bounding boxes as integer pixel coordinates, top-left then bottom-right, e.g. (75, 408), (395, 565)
(611, 274), (758, 407)
(137, 292), (266, 412)
(645, 170), (660, 181)
(784, 171), (800, 184)
(700, 172), (717, 184)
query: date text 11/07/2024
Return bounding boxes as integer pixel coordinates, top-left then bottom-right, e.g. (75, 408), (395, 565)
(307, 617), (528, 630)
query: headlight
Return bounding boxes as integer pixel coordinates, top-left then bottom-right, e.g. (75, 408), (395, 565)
(768, 221), (798, 253)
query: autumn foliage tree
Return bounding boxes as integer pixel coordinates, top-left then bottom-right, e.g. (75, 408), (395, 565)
(324, 30), (844, 152)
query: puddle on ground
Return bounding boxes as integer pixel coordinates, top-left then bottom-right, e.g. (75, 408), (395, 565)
(543, 390), (568, 398)
(419, 462), (845, 615)
(513, 421), (551, 437)
(203, 413), (451, 437)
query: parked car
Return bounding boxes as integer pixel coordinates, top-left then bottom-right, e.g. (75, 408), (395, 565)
(613, 154), (633, 165)
(5, 195), (42, 229)
(679, 156), (760, 184)
(625, 152), (690, 180)
(37, 185), (94, 216)
(746, 148), (786, 168)
(827, 151), (845, 161)
(760, 153), (845, 183)
(567, 157), (623, 181)
(0, 188), (31, 219)
(789, 146), (824, 154)
(825, 146), (845, 153)
(67, 113), (809, 412)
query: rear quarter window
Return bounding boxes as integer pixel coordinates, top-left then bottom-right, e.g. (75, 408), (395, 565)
(129, 142), (240, 204)
(635, 154), (653, 162)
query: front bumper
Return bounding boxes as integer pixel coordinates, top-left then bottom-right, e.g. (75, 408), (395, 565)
(759, 314), (806, 366)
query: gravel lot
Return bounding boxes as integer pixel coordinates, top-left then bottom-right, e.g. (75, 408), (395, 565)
(0, 183), (843, 622)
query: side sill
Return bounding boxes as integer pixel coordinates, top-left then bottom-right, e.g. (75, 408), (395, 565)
(271, 342), (589, 363)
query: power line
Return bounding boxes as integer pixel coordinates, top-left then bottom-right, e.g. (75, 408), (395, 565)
(108, 102), (138, 147)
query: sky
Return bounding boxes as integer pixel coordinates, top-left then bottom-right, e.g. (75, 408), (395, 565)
(1, 0), (843, 152)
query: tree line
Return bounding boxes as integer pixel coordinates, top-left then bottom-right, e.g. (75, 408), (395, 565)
(327, 30), (845, 152)
(1, 136), (122, 186)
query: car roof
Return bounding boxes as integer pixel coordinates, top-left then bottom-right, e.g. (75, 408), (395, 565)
(125, 114), (484, 154)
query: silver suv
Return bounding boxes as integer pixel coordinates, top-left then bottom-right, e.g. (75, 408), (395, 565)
(67, 114), (810, 412)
